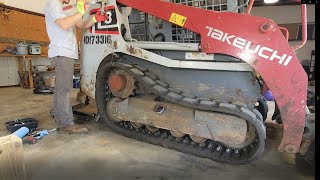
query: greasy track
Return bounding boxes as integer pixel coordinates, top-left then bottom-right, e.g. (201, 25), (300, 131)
(96, 60), (266, 164)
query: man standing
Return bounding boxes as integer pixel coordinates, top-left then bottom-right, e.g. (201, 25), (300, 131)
(45, 0), (108, 133)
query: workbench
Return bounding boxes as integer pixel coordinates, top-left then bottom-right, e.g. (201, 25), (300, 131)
(0, 54), (48, 88)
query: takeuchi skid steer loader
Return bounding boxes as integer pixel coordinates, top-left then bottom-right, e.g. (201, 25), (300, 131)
(63, 0), (314, 164)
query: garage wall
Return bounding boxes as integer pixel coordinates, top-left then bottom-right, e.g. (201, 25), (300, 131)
(0, 57), (20, 86)
(251, 5), (315, 61)
(0, 0), (46, 14)
(0, 0), (77, 14)
(0, 2), (80, 86)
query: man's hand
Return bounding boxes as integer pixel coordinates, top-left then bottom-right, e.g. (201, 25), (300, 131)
(92, 11), (109, 23)
(77, 0), (87, 15)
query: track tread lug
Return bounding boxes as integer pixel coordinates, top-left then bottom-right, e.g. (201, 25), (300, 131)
(182, 94), (196, 99)
(153, 85), (169, 95)
(156, 80), (169, 88)
(145, 72), (159, 80)
(252, 109), (263, 121)
(181, 97), (199, 106)
(133, 65), (148, 72)
(240, 107), (256, 121)
(115, 63), (133, 69)
(199, 100), (217, 110)
(218, 103), (238, 113)
(232, 101), (248, 108)
(141, 76), (156, 87)
(168, 88), (182, 95)
(129, 68), (144, 77)
(166, 92), (184, 102)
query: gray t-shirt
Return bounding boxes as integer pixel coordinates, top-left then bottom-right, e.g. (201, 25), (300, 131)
(45, 0), (78, 59)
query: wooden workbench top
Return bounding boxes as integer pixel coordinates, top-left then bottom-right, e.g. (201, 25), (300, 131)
(0, 53), (48, 58)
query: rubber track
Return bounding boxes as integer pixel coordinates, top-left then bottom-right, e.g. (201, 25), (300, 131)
(96, 62), (266, 164)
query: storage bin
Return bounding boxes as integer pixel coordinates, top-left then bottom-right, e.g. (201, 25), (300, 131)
(5, 118), (39, 133)
(16, 43), (29, 55)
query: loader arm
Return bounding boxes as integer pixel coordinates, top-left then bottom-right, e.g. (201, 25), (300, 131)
(117, 0), (308, 153)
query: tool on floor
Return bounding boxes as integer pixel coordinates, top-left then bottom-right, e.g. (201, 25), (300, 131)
(12, 127), (30, 138)
(11, 127), (36, 144)
(32, 128), (56, 140)
(22, 136), (36, 144)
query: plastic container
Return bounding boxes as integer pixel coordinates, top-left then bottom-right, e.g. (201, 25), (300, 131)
(35, 65), (48, 72)
(5, 118), (39, 133)
(28, 44), (41, 55)
(16, 43), (29, 55)
(44, 76), (55, 87)
(12, 127), (30, 138)
(73, 77), (80, 88)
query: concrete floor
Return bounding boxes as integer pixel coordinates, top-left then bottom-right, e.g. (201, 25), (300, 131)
(0, 87), (314, 180)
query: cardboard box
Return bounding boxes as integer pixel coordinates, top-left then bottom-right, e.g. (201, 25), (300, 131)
(44, 76), (55, 87)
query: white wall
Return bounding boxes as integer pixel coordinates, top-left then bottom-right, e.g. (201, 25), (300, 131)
(251, 5), (315, 61)
(0, 0), (77, 14)
(251, 5), (315, 24)
(1, 0), (46, 13)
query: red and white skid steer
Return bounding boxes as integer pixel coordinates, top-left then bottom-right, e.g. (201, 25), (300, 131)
(64, 0), (315, 165)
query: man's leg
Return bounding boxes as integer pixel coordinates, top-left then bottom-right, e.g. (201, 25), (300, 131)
(54, 56), (75, 127)
(52, 56), (88, 133)
(50, 57), (60, 125)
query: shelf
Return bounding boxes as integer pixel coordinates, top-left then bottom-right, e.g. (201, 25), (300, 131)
(0, 53), (48, 58)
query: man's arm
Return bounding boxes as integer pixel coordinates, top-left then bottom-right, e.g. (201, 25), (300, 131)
(76, 11), (109, 29)
(56, 12), (84, 30)
(76, 17), (96, 29)
(54, 0), (87, 30)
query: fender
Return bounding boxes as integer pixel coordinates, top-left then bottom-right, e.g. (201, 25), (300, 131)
(117, 0), (308, 153)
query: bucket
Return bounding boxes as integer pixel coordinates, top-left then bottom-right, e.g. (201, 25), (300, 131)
(16, 43), (29, 55)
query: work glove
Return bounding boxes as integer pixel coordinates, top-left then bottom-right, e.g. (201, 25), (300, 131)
(77, 0), (87, 15)
(92, 11), (109, 23)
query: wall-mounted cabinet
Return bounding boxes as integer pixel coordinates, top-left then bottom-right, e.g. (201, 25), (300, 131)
(0, 57), (20, 86)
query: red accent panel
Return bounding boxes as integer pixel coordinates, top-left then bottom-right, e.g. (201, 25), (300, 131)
(89, 29), (120, 34)
(117, 0), (307, 152)
(95, 31), (119, 35)
(89, 6), (116, 15)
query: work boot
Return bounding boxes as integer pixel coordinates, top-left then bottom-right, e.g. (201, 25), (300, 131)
(58, 124), (88, 134)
